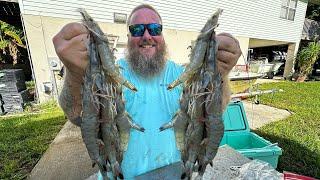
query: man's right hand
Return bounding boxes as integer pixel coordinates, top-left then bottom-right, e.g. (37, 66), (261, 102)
(52, 22), (89, 84)
(53, 23), (89, 126)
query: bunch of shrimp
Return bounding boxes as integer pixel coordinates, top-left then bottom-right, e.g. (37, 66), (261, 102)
(79, 9), (144, 180)
(160, 9), (228, 180)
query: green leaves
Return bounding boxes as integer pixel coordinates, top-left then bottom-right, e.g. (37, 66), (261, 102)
(5, 30), (24, 46)
(0, 20), (25, 64)
(296, 41), (320, 75)
(0, 40), (9, 50)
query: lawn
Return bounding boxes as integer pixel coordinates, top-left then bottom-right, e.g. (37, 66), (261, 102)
(255, 81), (320, 178)
(0, 81), (319, 179)
(0, 101), (66, 179)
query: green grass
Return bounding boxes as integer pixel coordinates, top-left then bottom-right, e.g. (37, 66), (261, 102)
(0, 100), (66, 179)
(1, 81), (319, 178)
(254, 81), (320, 178)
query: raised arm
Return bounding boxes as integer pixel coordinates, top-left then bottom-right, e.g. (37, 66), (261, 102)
(52, 23), (89, 126)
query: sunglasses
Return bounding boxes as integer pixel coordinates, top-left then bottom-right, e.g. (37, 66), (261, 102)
(129, 23), (162, 37)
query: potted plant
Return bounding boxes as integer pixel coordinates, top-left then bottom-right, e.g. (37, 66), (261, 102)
(295, 41), (320, 82)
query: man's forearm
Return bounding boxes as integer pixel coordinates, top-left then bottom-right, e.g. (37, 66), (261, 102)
(221, 75), (231, 111)
(59, 71), (83, 126)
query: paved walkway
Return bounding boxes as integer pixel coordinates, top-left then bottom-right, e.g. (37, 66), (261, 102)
(255, 77), (284, 84)
(28, 100), (290, 180)
(243, 77), (291, 129)
(243, 100), (291, 129)
(28, 121), (98, 180)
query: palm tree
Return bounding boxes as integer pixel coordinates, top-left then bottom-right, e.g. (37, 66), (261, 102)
(0, 20), (26, 65)
(296, 41), (320, 82)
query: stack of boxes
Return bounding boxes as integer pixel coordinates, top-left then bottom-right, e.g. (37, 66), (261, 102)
(0, 69), (27, 114)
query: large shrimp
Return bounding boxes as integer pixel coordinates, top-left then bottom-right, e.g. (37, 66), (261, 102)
(167, 9), (223, 90)
(81, 37), (108, 176)
(159, 90), (190, 162)
(195, 37), (225, 180)
(101, 81), (145, 179)
(163, 9), (225, 180)
(100, 77), (123, 179)
(115, 86), (145, 154)
(79, 9), (144, 179)
(182, 75), (206, 179)
(79, 9), (137, 92)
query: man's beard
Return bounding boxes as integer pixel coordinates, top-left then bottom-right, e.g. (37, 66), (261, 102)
(126, 41), (167, 78)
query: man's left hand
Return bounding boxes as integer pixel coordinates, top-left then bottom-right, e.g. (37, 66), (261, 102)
(216, 33), (241, 76)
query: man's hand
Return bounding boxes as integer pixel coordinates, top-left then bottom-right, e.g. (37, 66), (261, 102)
(52, 22), (89, 84)
(216, 33), (241, 76)
(52, 22), (89, 126)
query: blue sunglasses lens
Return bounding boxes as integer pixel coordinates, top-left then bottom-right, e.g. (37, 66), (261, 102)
(148, 23), (162, 36)
(129, 23), (162, 37)
(129, 24), (145, 37)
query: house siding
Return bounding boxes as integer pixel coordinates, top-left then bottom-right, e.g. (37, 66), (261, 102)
(216, 0), (307, 43)
(17, 0), (309, 102)
(19, 0), (307, 42)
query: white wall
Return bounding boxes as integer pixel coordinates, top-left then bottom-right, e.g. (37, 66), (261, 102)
(19, 0), (308, 43)
(18, 0), (309, 101)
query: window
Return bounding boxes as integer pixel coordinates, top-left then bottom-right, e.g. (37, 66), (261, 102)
(280, 0), (297, 21)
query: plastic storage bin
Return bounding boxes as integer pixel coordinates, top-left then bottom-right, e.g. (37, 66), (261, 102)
(220, 101), (282, 168)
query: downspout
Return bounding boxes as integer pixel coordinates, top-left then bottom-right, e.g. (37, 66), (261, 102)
(19, 6), (40, 103)
(40, 15), (59, 101)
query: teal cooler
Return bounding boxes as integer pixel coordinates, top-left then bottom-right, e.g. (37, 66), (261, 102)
(220, 101), (282, 168)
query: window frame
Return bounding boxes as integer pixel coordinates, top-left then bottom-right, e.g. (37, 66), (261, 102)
(280, 0), (298, 21)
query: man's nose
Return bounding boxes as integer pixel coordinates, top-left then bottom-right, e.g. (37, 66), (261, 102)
(142, 28), (152, 40)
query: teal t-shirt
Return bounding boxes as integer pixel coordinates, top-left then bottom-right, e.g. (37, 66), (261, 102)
(99, 59), (184, 179)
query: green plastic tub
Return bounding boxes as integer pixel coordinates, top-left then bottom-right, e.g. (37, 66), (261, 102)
(220, 101), (282, 168)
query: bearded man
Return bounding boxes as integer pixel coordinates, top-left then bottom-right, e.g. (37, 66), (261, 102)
(53, 4), (241, 179)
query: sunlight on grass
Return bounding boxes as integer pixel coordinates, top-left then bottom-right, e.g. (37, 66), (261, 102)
(1, 82), (319, 178)
(255, 81), (320, 178)
(0, 100), (66, 179)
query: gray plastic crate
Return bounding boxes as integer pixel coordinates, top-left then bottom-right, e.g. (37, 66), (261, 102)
(0, 92), (25, 105)
(0, 91), (28, 114)
(3, 103), (23, 113)
(0, 69), (25, 83)
(0, 81), (26, 93)
(0, 107), (5, 115)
